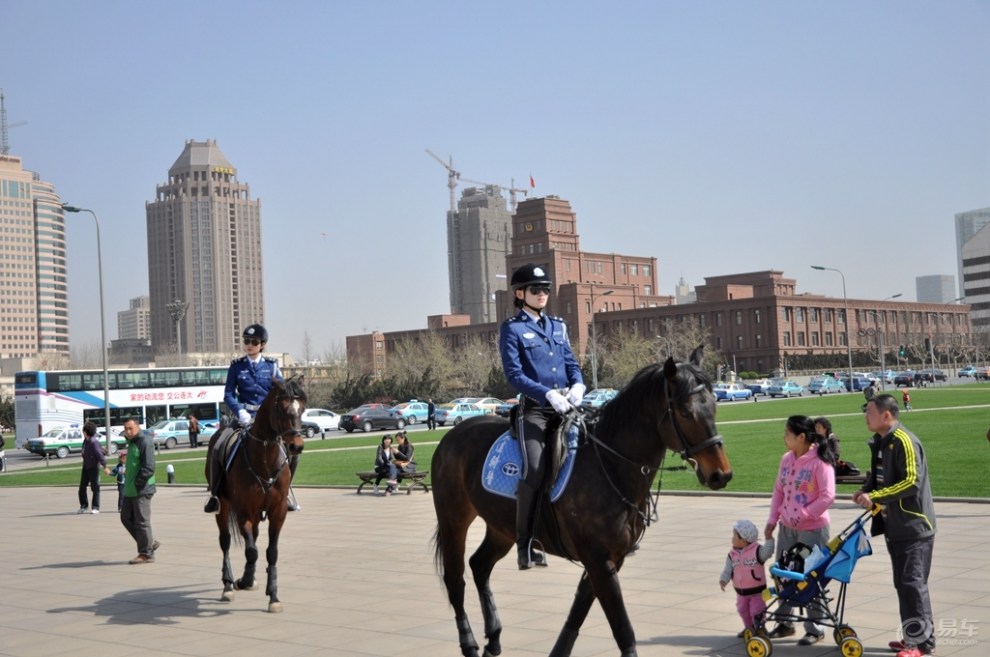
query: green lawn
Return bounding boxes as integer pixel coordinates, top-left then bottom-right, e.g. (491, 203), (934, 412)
(4, 385), (988, 498)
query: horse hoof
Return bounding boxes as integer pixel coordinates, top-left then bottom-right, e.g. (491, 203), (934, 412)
(221, 590), (234, 602)
(268, 602), (283, 613)
(234, 581), (257, 591)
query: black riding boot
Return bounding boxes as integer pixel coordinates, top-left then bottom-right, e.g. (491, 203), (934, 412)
(204, 451), (222, 513)
(515, 481), (547, 570)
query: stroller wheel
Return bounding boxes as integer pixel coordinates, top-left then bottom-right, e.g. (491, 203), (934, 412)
(839, 636), (863, 657)
(833, 624), (857, 645)
(742, 628), (753, 642)
(746, 636), (772, 657)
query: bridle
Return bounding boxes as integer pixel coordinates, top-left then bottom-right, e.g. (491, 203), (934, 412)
(242, 386), (304, 492)
(583, 370), (723, 525)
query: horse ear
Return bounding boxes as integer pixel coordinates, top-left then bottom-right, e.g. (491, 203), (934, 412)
(663, 356), (678, 379)
(689, 344), (705, 367)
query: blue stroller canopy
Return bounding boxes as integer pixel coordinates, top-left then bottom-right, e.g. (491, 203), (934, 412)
(823, 519), (873, 583)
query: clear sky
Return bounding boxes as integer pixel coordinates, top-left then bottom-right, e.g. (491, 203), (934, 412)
(2, 1), (988, 361)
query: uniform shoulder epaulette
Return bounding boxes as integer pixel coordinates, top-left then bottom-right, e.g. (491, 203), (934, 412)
(504, 316), (521, 324)
(263, 356), (278, 363)
(230, 357), (243, 365)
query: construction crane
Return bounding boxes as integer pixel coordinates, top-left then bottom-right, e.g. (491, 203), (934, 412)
(462, 175), (529, 213)
(425, 148), (461, 213)
(0, 90), (28, 156)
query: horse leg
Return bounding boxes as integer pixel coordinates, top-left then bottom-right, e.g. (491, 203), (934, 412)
(217, 511), (235, 602)
(583, 557), (637, 657)
(549, 571), (598, 657)
(235, 520), (259, 591)
(437, 515), (481, 657)
(468, 529), (513, 657)
(265, 514), (284, 613)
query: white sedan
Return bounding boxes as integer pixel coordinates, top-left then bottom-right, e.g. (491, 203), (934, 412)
(299, 408), (341, 437)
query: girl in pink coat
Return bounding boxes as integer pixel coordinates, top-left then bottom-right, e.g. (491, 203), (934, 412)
(764, 415), (837, 645)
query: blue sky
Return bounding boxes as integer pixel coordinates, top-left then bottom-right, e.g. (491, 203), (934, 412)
(2, 1), (988, 360)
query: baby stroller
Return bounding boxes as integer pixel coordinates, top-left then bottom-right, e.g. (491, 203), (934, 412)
(745, 507), (878, 657)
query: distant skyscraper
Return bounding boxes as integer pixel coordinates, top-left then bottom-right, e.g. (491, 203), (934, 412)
(0, 153), (69, 358)
(956, 207), (990, 329)
(675, 276), (696, 304)
(915, 275), (956, 304)
(146, 140), (264, 355)
(447, 185), (512, 324)
(117, 295), (151, 340)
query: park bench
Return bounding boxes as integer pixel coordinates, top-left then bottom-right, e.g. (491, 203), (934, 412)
(355, 470), (430, 495)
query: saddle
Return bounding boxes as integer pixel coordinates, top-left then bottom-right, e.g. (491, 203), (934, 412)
(211, 427), (244, 473)
(482, 414), (581, 502)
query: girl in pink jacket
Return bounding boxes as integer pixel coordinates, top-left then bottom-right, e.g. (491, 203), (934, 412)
(764, 415), (837, 645)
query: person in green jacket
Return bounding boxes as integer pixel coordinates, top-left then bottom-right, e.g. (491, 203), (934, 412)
(120, 417), (159, 564)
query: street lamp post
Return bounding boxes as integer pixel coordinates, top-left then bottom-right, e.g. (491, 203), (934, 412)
(811, 266), (854, 384)
(588, 288), (613, 389)
(872, 293), (902, 389)
(166, 299), (189, 367)
(62, 204), (112, 454)
(655, 334), (673, 362)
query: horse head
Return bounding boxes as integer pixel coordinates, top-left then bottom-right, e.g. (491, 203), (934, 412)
(257, 375), (307, 457)
(659, 345), (733, 490)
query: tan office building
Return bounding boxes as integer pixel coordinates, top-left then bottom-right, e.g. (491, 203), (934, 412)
(0, 153), (69, 359)
(146, 140), (264, 356)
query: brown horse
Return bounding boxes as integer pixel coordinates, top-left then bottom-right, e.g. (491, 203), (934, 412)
(431, 348), (732, 657)
(209, 376), (306, 613)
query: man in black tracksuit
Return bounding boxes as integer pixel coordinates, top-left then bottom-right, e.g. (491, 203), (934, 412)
(854, 394), (936, 657)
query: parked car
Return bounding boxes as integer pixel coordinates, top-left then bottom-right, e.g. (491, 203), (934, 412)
(915, 368), (947, 383)
(713, 383), (753, 401)
(390, 401), (430, 424)
(494, 399), (519, 417)
(299, 408), (340, 437)
(339, 407), (406, 433)
(459, 397), (504, 412)
(580, 388), (618, 408)
(766, 380), (804, 398)
(435, 403), (488, 426)
(841, 376), (874, 392)
(146, 418), (218, 449)
(959, 366), (977, 378)
(893, 371), (916, 387)
(807, 376), (845, 395)
(870, 370), (897, 384)
(975, 367), (990, 381)
(746, 379), (772, 396)
(24, 426), (128, 459)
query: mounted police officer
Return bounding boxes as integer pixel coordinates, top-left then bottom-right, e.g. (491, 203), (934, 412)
(204, 324), (286, 513)
(499, 264), (585, 570)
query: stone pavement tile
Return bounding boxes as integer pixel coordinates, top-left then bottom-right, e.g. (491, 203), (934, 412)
(1, 487), (988, 657)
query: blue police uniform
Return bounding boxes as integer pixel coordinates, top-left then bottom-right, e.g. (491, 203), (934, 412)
(224, 355), (283, 418)
(500, 309), (583, 406)
(500, 307), (584, 570)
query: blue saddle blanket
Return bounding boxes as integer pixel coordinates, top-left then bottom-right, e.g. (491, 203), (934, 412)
(482, 431), (577, 502)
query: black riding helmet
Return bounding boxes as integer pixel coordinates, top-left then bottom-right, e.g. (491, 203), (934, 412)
(510, 264), (552, 290)
(242, 323), (269, 342)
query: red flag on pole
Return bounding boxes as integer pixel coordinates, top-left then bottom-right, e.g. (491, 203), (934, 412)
(529, 174), (535, 189)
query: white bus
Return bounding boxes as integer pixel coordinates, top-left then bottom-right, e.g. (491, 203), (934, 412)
(14, 367), (228, 448)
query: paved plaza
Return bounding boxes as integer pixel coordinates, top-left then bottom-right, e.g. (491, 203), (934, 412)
(1, 485), (987, 657)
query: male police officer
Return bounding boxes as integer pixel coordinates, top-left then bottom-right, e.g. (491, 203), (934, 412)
(499, 264), (585, 569)
(204, 324), (285, 513)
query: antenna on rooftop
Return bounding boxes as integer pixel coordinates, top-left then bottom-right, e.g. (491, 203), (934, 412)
(0, 90), (28, 156)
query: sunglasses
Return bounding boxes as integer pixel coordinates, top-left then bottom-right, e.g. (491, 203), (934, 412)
(527, 285), (552, 296)
(243, 338), (263, 346)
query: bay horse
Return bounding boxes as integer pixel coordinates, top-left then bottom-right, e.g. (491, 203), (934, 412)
(210, 376), (306, 613)
(431, 348), (732, 657)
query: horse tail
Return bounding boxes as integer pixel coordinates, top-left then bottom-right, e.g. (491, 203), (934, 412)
(224, 507), (243, 547)
(431, 524), (445, 578)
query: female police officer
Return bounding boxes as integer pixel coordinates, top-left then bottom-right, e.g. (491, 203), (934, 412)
(499, 264), (585, 569)
(204, 324), (286, 513)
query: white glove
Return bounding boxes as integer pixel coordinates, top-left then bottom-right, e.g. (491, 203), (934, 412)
(546, 389), (573, 414)
(566, 383), (586, 406)
(237, 409), (252, 426)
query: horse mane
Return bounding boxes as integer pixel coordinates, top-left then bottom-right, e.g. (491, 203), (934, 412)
(593, 357), (712, 440)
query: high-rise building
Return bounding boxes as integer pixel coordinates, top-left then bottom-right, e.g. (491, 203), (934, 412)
(0, 153), (69, 358)
(675, 276), (697, 304)
(447, 185), (512, 324)
(957, 208), (990, 330)
(117, 295), (151, 340)
(146, 140), (264, 356)
(915, 275), (956, 304)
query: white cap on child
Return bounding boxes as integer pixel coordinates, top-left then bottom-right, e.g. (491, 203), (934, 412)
(733, 519), (759, 543)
